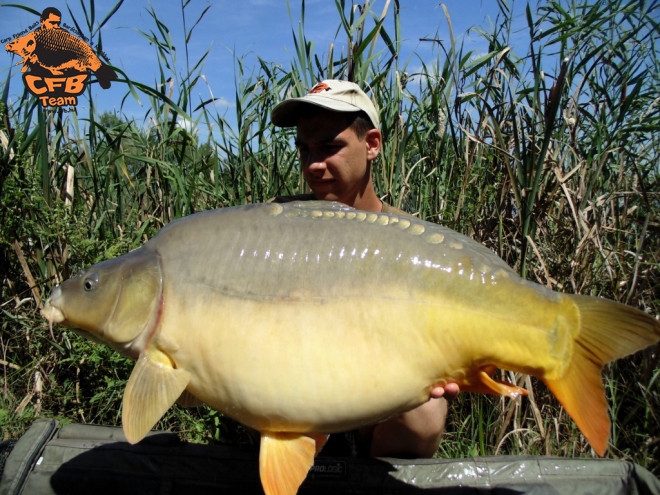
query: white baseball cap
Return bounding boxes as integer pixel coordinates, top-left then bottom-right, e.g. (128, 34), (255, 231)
(271, 80), (380, 129)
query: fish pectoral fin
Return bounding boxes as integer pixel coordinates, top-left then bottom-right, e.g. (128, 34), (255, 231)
(462, 370), (528, 399)
(259, 432), (316, 495)
(122, 349), (191, 444)
(176, 389), (204, 408)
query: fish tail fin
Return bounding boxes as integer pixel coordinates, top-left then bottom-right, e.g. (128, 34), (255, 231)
(543, 295), (660, 457)
(96, 63), (117, 89)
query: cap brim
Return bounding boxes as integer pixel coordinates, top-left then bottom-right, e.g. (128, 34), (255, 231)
(271, 95), (364, 127)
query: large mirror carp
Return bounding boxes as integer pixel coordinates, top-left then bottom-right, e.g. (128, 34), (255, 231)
(42, 201), (660, 495)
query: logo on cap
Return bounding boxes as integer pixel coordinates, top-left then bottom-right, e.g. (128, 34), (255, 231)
(308, 82), (332, 94)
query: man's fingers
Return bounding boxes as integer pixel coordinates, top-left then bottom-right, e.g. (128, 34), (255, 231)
(443, 383), (460, 400)
(429, 383), (460, 400)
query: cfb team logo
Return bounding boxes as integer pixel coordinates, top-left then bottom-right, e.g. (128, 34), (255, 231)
(3, 7), (117, 107)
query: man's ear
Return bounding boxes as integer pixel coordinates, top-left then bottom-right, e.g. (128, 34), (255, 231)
(365, 128), (382, 160)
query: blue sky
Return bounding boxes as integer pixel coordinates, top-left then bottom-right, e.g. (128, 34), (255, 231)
(1, 0), (530, 127)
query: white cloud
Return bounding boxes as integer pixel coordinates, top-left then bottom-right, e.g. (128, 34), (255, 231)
(176, 117), (198, 135)
(213, 97), (234, 109)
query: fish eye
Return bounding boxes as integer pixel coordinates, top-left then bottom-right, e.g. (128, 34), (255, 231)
(83, 273), (99, 291)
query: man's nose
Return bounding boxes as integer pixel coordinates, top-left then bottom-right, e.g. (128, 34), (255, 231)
(303, 152), (327, 175)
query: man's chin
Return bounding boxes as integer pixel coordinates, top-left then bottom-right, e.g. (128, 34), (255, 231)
(310, 187), (339, 203)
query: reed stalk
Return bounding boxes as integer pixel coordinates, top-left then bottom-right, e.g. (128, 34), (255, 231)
(0, 0), (657, 472)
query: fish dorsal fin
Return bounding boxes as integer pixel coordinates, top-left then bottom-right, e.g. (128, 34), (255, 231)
(123, 348), (190, 444)
(176, 389), (204, 407)
(259, 432), (316, 495)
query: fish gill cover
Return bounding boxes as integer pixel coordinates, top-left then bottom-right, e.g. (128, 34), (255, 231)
(3, 6), (117, 108)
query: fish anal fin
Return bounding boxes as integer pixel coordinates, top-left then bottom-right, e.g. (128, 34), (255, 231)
(461, 369), (528, 399)
(123, 349), (190, 444)
(259, 432), (315, 495)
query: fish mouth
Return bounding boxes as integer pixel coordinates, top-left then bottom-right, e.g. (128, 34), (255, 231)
(40, 288), (103, 346)
(41, 303), (65, 323)
(41, 286), (66, 332)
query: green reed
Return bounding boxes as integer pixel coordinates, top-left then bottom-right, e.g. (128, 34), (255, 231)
(0, 0), (658, 473)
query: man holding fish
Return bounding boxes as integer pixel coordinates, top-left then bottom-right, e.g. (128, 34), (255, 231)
(270, 79), (460, 458)
(41, 78), (660, 495)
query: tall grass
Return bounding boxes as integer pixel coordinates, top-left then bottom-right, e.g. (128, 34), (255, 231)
(0, 0), (658, 473)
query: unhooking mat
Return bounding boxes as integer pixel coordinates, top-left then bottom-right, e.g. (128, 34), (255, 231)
(1, 418), (658, 494)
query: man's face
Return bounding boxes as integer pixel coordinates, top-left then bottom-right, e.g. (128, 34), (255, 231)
(41, 13), (61, 29)
(295, 110), (380, 205)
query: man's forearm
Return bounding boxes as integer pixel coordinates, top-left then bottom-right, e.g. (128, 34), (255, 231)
(360, 397), (448, 458)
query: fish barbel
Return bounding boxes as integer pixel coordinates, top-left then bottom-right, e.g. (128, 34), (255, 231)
(41, 201), (660, 495)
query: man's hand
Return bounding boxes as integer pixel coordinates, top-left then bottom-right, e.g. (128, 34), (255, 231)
(430, 382), (460, 401)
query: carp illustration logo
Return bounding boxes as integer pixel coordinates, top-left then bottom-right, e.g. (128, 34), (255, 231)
(4, 7), (117, 107)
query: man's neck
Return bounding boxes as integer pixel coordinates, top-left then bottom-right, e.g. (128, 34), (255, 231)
(350, 192), (383, 212)
(334, 177), (382, 212)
